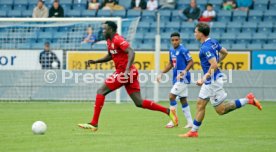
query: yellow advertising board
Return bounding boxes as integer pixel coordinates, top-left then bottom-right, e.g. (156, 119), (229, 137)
(67, 51), (250, 70)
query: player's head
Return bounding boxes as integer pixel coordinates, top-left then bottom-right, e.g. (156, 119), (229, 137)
(206, 3), (213, 11)
(37, 0), (44, 8)
(53, 0), (59, 9)
(44, 42), (50, 51)
(170, 32), (181, 49)
(194, 22), (210, 41)
(103, 21), (117, 39)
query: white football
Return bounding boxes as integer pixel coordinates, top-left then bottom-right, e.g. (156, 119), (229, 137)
(32, 121), (47, 135)
(51, 61), (58, 69)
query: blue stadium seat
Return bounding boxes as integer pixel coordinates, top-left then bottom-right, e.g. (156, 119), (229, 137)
(180, 22), (195, 35)
(92, 44), (106, 50)
(14, 0), (29, 8)
(80, 43), (92, 50)
(242, 22), (257, 33)
(220, 33), (236, 44)
(182, 33), (192, 43)
(171, 10), (185, 22)
(161, 43), (169, 50)
(210, 33), (221, 41)
(263, 44), (275, 50)
(186, 43), (200, 50)
(236, 33), (252, 44)
(118, 0), (131, 9)
(211, 22), (226, 34)
(177, 0), (190, 7)
(82, 10), (96, 17)
(263, 10), (276, 21)
(247, 43), (263, 50)
(32, 42), (44, 49)
(0, 5), (13, 11)
(59, 0), (73, 6)
(166, 22), (181, 33)
(127, 10), (141, 17)
(232, 10), (247, 22)
(137, 22), (150, 33)
(14, 5), (28, 11)
(231, 43), (247, 50)
(22, 10), (33, 17)
(112, 10), (126, 18)
(253, 0), (268, 10)
(0, 1), (13, 5)
(159, 10), (171, 22)
(143, 33), (155, 44)
(141, 11), (156, 22)
(137, 42), (154, 50)
(73, 4), (86, 10)
(0, 10), (7, 17)
(269, 0), (276, 10)
(267, 33), (276, 44)
(29, 0), (38, 5)
(258, 22), (273, 34)
(248, 10), (263, 22)
(251, 33), (267, 44)
(17, 43), (31, 49)
(97, 10), (112, 17)
(135, 32), (144, 43)
(227, 22), (242, 33)
(217, 10), (232, 22)
(8, 10), (22, 17)
(220, 43), (231, 49)
(66, 9), (82, 17)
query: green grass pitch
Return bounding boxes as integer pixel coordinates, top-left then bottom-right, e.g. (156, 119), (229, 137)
(0, 101), (275, 152)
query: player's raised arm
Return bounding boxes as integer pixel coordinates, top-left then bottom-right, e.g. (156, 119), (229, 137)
(218, 47), (228, 63)
(87, 52), (112, 65)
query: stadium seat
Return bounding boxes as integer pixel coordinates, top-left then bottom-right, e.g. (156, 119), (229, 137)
(0, 10), (7, 17)
(220, 33), (236, 44)
(248, 10), (263, 22)
(14, 0), (29, 8)
(166, 22), (181, 33)
(227, 22), (242, 33)
(80, 43), (92, 50)
(0, 1), (13, 6)
(17, 43), (31, 49)
(0, 5), (13, 11)
(220, 43), (231, 50)
(161, 37), (170, 45)
(182, 33), (192, 44)
(263, 44), (275, 50)
(217, 10), (232, 22)
(66, 9), (82, 17)
(267, 33), (276, 44)
(171, 10), (185, 22)
(14, 5), (28, 11)
(253, 0), (268, 10)
(82, 10), (97, 17)
(32, 42), (44, 49)
(137, 42), (154, 50)
(143, 33), (155, 44)
(127, 10), (141, 18)
(97, 10), (112, 17)
(22, 10), (33, 17)
(242, 22), (257, 33)
(180, 22), (195, 35)
(211, 22), (226, 34)
(72, 0), (87, 10)
(8, 10), (22, 17)
(269, 0), (276, 10)
(118, 0), (131, 9)
(251, 33), (267, 44)
(161, 43), (169, 50)
(236, 33), (252, 44)
(137, 22), (150, 33)
(186, 43), (200, 50)
(232, 10), (248, 22)
(263, 10), (276, 21)
(247, 43), (263, 50)
(141, 11), (156, 22)
(258, 22), (273, 34)
(135, 32), (144, 43)
(159, 10), (171, 22)
(231, 43), (247, 50)
(112, 10), (126, 18)
(209, 33), (221, 41)
(92, 44), (106, 50)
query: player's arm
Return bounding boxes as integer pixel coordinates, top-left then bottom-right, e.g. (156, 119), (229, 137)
(197, 57), (218, 86)
(157, 62), (173, 83)
(87, 52), (112, 64)
(177, 59), (194, 80)
(124, 47), (135, 73)
(218, 47), (228, 63)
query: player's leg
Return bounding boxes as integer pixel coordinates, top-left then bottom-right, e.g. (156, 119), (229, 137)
(179, 97), (193, 128)
(165, 93), (178, 128)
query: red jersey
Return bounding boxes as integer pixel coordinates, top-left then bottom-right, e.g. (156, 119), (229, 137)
(107, 33), (136, 73)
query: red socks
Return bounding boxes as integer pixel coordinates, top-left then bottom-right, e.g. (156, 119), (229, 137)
(90, 94), (105, 126)
(142, 100), (169, 115)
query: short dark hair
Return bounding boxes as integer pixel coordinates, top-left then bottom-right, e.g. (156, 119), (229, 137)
(105, 21), (117, 32)
(206, 3), (213, 8)
(196, 22), (210, 36)
(54, 0), (59, 3)
(170, 32), (180, 38)
(44, 41), (50, 46)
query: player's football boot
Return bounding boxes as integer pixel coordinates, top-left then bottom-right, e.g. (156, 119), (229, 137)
(165, 121), (175, 128)
(78, 123), (98, 131)
(178, 130), (198, 138)
(246, 93), (262, 110)
(169, 108), (178, 126)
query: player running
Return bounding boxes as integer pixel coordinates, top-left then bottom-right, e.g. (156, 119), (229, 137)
(179, 23), (262, 138)
(157, 32), (193, 129)
(78, 21), (178, 131)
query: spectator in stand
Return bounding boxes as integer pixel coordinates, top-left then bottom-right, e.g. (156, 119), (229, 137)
(199, 3), (216, 22)
(81, 26), (97, 45)
(49, 0), (64, 17)
(236, 0), (253, 11)
(88, 0), (100, 10)
(180, 0), (201, 22)
(147, 0), (158, 11)
(33, 0), (49, 18)
(101, 0), (124, 10)
(159, 0), (176, 9)
(39, 42), (61, 69)
(223, 0), (236, 10)
(131, 0), (147, 10)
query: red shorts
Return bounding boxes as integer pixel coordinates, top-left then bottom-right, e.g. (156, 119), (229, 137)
(105, 68), (140, 95)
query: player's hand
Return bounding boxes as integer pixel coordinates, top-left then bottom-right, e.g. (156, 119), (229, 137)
(124, 69), (130, 79)
(87, 60), (97, 65)
(176, 71), (186, 80)
(156, 73), (163, 83)
(196, 78), (204, 86)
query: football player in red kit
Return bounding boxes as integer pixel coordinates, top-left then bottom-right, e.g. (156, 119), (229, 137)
(78, 21), (178, 131)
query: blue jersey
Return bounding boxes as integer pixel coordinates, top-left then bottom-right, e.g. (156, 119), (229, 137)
(199, 38), (222, 84)
(169, 44), (192, 84)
